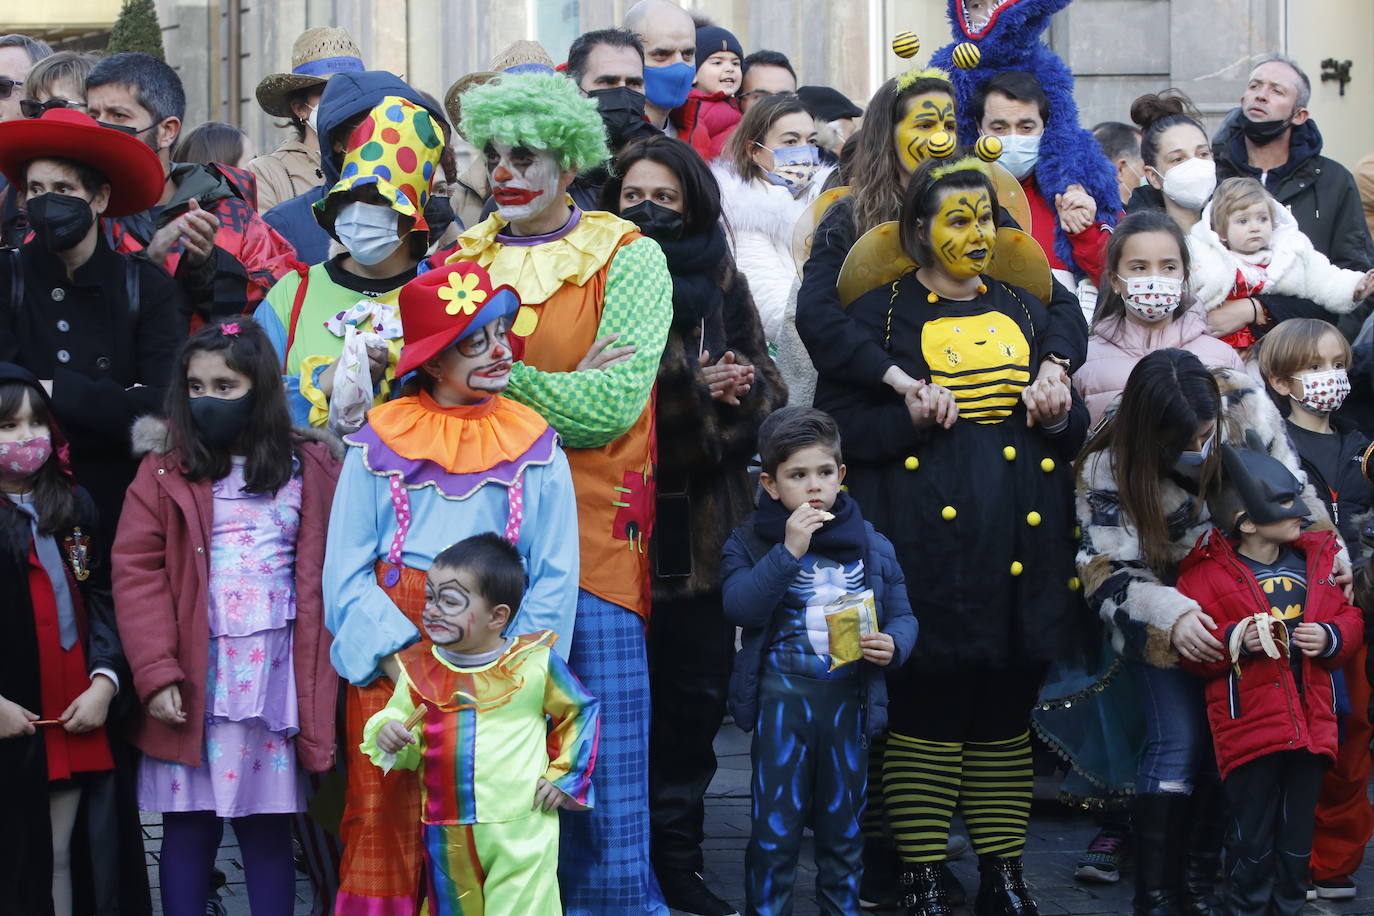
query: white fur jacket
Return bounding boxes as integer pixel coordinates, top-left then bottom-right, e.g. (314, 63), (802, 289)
(1187, 199), (1367, 313)
(1077, 368), (1337, 668)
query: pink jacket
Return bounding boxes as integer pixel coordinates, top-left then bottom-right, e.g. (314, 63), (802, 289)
(1075, 306), (1246, 425)
(112, 418), (342, 770)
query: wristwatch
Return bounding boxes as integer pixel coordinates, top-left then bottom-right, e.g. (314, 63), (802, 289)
(1043, 352), (1072, 373)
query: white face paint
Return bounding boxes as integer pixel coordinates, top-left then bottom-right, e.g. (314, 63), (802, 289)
(486, 142), (562, 223)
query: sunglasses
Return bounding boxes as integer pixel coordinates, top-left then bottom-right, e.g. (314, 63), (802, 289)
(20, 97), (88, 118)
(0, 77), (18, 100)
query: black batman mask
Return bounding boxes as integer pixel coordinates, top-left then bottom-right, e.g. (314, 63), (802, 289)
(1220, 429), (1310, 527)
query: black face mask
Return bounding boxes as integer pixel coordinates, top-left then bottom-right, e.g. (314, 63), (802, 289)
(424, 193), (456, 239)
(589, 86), (650, 150)
(622, 199), (685, 242)
(189, 391), (255, 450)
(1242, 115), (1292, 146)
(26, 192), (96, 253)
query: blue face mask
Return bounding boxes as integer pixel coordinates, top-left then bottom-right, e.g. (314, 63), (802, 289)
(997, 133), (1041, 180)
(643, 61), (695, 112)
(1175, 431), (1215, 471)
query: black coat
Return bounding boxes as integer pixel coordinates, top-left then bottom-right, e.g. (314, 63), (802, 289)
(0, 238), (186, 530)
(814, 275), (1088, 673)
(0, 487), (148, 916)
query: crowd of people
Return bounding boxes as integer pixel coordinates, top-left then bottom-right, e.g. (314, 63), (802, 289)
(3, 1), (1374, 915)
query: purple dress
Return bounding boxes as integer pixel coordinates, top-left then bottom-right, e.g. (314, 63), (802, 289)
(139, 459), (305, 817)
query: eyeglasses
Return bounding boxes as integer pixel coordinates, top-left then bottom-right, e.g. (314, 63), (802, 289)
(0, 77), (18, 100)
(20, 97), (88, 118)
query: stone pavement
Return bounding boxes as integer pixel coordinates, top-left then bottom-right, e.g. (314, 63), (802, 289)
(148, 723), (1374, 914)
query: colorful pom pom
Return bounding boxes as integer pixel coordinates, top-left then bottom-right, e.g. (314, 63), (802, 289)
(891, 31), (921, 59)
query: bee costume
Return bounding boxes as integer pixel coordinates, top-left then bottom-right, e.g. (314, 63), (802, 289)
(812, 152), (1088, 912)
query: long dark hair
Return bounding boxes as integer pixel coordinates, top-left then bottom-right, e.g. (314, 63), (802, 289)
(172, 121), (250, 168)
(1078, 348), (1221, 573)
(851, 74), (955, 236)
(601, 134), (722, 237)
(898, 153), (1000, 268)
(1091, 209), (1191, 330)
(164, 319), (297, 493)
(0, 379), (77, 534)
(722, 93), (809, 185)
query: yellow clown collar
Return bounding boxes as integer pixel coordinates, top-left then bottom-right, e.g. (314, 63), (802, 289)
(316, 95), (444, 230)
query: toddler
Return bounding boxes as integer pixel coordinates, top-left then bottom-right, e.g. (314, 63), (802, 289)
(364, 533), (599, 915)
(672, 25), (744, 161)
(1187, 177), (1374, 350)
(721, 406), (917, 915)
(1178, 433), (1362, 916)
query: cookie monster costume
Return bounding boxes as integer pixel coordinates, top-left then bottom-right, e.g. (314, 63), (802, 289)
(931, 0), (1119, 275)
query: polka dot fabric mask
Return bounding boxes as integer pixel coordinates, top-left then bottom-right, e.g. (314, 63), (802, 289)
(1291, 368), (1351, 415)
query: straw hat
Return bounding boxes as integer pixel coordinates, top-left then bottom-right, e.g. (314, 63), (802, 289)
(255, 27), (365, 119)
(445, 40), (555, 140)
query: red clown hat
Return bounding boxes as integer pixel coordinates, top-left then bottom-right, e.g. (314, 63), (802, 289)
(0, 108), (166, 218)
(396, 261), (522, 378)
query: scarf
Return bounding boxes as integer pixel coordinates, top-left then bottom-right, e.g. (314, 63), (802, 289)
(655, 223), (728, 328)
(753, 489), (865, 567)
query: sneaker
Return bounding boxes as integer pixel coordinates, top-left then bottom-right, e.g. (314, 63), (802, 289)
(1074, 826), (1130, 884)
(657, 868), (740, 916)
(1307, 883), (1318, 902)
(1314, 877), (1358, 900)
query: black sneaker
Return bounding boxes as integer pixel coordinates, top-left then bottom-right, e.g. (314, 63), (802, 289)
(657, 868), (740, 916)
(1314, 877), (1357, 900)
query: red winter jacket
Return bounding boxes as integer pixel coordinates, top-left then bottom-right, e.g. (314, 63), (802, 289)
(1178, 528), (1362, 779)
(671, 89), (742, 162)
(112, 418), (342, 771)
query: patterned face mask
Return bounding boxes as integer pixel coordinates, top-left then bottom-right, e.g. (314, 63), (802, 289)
(0, 434), (52, 479)
(1290, 368), (1351, 415)
(1117, 274), (1182, 323)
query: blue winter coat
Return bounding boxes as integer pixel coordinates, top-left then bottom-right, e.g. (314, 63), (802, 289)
(721, 513), (917, 738)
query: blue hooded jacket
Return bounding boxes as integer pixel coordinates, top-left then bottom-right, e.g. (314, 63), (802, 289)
(262, 70), (449, 264)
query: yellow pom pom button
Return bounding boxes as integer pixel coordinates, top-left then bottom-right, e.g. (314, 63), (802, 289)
(1040, 458), (1056, 472)
(1068, 576), (1082, 591)
(904, 456), (919, 471)
(975, 135), (1003, 163)
(1003, 446), (1017, 461)
(941, 505), (957, 521)
(952, 41), (982, 70)
(1026, 511), (1042, 527)
(1010, 561), (1024, 576)
(891, 31), (921, 59)
(927, 130), (956, 159)
(840, 484), (849, 492)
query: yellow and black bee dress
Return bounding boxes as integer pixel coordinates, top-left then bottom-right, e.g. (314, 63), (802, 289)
(812, 223), (1088, 875)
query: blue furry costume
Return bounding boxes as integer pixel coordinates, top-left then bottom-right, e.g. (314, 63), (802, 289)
(931, 0), (1119, 275)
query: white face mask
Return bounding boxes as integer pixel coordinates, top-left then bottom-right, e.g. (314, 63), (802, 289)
(488, 143), (562, 222)
(334, 201), (402, 266)
(305, 104), (319, 135)
(998, 133), (1041, 180)
(1159, 157), (1216, 211)
(1117, 274), (1183, 323)
(1291, 368), (1351, 415)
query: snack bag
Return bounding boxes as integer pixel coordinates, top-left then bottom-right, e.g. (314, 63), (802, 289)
(824, 589), (878, 670)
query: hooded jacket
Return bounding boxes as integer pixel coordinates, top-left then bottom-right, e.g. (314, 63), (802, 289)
(1187, 195), (1369, 313)
(1213, 113), (1374, 278)
(112, 418), (342, 771)
(1177, 528), (1361, 778)
(262, 70), (449, 264)
(671, 88), (742, 162)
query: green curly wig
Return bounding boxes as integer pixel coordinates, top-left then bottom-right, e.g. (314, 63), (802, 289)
(459, 71), (609, 172)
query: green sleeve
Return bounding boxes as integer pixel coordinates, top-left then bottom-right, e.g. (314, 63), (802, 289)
(359, 668), (421, 772)
(506, 236), (672, 449)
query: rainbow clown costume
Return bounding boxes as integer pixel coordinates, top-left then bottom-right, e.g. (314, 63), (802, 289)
(449, 71), (673, 914)
(322, 261), (580, 915)
(360, 628), (599, 916)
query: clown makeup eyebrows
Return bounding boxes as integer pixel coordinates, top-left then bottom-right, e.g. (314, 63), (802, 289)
(429, 575), (471, 614)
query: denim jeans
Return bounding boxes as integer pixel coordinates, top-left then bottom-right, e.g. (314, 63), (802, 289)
(1128, 661), (1216, 794)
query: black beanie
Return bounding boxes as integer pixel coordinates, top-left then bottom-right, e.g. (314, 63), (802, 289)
(797, 86), (864, 123)
(695, 26), (743, 70)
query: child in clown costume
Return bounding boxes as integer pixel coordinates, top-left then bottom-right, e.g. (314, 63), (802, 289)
(362, 532), (599, 916)
(322, 260), (580, 915)
(255, 93), (448, 428)
(449, 71), (673, 914)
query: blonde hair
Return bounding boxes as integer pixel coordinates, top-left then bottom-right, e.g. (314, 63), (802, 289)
(1257, 317), (1351, 409)
(24, 50), (100, 101)
(1210, 176), (1273, 244)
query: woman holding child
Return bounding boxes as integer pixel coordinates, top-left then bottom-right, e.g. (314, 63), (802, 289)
(812, 152), (1088, 913)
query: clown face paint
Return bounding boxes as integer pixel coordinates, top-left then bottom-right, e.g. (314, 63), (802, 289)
(928, 187), (995, 280)
(427, 317), (514, 403)
(421, 564), (504, 653)
(486, 142), (562, 222)
(896, 93), (957, 172)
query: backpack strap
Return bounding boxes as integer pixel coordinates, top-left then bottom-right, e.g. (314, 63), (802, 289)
(283, 263), (311, 371)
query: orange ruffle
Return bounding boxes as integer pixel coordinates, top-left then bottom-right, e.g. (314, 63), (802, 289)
(365, 392), (549, 475)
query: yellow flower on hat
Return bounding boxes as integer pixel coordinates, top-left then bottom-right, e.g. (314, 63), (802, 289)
(439, 270), (489, 315)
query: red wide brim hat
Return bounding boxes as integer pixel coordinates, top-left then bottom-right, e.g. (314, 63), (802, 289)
(396, 261), (523, 378)
(0, 108), (166, 218)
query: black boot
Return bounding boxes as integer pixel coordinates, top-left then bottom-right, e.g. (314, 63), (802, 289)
(860, 837), (902, 910)
(898, 863), (953, 916)
(1132, 793), (1190, 916)
(1180, 782), (1226, 916)
(973, 855), (1038, 916)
